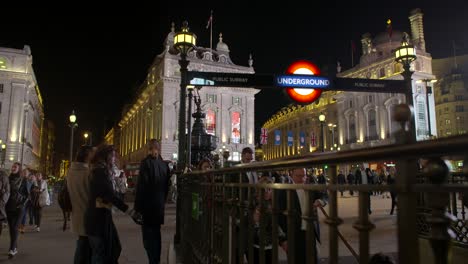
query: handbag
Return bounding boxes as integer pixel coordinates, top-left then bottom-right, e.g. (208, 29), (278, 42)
(38, 181), (50, 207)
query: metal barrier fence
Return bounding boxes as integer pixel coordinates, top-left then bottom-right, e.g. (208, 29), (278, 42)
(176, 134), (468, 264)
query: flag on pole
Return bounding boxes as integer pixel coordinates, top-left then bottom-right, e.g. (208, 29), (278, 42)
(274, 130), (281, 145)
(206, 10), (213, 29)
(387, 19), (393, 39)
(299, 131), (305, 147)
(260, 128), (268, 145)
(287, 131), (293, 147)
(311, 132), (317, 147)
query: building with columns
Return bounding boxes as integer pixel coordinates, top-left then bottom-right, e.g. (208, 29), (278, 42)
(0, 45), (44, 170)
(432, 54), (468, 138)
(112, 25), (259, 164)
(261, 8), (436, 165)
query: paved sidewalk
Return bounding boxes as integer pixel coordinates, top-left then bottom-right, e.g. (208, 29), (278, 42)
(0, 200), (176, 263)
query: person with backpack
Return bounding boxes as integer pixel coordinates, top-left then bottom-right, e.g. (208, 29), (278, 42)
(5, 162), (28, 258)
(66, 145), (94, 264)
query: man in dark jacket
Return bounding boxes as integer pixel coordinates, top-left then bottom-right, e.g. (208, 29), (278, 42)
(134, 139), (170, 264)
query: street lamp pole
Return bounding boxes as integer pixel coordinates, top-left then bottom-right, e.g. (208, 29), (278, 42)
(319, 113), (326, 152)
(173, 21), (196, 245)
(173, 21), (196, 170)
(395, 32), (417, 142)
(69, 110), (78, 163)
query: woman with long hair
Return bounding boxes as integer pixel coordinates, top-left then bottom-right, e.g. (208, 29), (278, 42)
(6, 162), (28, 257)
(85, 144), (138, 263)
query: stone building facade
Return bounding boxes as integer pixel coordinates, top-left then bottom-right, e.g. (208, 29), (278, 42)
(0, 45), (44, 169)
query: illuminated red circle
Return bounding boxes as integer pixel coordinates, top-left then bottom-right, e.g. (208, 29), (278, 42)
(285, 60), (323, 104)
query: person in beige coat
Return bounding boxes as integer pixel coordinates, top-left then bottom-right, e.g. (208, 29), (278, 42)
(67, 145), (94, 264)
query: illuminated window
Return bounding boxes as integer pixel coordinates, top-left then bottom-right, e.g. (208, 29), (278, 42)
(393, 63), (402, 73)
(446, 119), (451, 125)
(206, 109), (216, 135)
(0, 57), (7, 70)
(231, 112), (241, 143)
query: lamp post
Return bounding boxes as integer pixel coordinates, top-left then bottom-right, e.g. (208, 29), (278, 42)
(417, 79), (437, 138)
(173, 21), (196, 170)
(328, 123), (336, 150)
(395, 32), (417, 142)
(319, 113), (326, 152)
(173, 21), (196, 245)
(69, 110), (78, 163)
(84, 132), (89, 145)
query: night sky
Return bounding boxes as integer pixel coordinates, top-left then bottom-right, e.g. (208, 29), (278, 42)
(1, 1), (467, 157)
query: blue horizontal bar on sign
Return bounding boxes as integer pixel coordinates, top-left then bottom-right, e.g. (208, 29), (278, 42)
(275, 75), (331, 88)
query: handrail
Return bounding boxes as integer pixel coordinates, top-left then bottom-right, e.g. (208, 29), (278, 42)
(188, 135), (468, 176)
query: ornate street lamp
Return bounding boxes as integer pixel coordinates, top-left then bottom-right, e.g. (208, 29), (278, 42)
(69, 110), (78, 163)
(417, 79), (437, 138)
(173, 21), (196, 170)
(395, 32), (417, 142)
(173, 21), (196, 245)
(319, 113), (326, 152)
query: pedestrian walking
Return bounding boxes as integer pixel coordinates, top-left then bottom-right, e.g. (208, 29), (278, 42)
(67, 145), (94, 264)
(85, 144), (139, 263)
(387, 167), (397, 215)
(6, 162), (29, 257)
(337, 170), (346, 197)
(134, 139), (170, 264)
(0, 169), (10, 238)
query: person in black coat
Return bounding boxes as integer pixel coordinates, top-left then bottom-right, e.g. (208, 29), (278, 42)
(346, 171), (355, 196)
(337, 170), (346, 197)
(355, 165), (372, 214)
(134, 139), (170, 264)
(6, 162), (28, 258)
(278, 168), (326, 263)
(85, 145), (137, 263)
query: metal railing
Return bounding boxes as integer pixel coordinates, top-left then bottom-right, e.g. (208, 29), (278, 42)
(175, 134), (468, 264)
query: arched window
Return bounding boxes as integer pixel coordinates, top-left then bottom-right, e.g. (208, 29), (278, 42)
(348, 115), (356, 143)
(368, 109), (378, 140)
(231, 112), (241, 143)
(379, 68), (385, 78)
(206, 109), (216, 135)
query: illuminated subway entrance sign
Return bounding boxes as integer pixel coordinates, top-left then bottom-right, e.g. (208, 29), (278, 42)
(282, 60), (324, 104)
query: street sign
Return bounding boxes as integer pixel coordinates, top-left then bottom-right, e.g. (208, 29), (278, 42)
(331, 78), (406, 93)
(275, 74), (331, 88)
(187, 71), (273, 87)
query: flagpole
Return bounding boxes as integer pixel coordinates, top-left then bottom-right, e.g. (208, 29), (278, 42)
(351, 40), (354, 67)
(210, 10), (213, 51)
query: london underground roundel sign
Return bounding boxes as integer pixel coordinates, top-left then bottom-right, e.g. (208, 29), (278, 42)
(285, 60), (323, 104)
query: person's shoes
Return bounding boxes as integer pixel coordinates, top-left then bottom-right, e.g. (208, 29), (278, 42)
(8, 249), (17, 257)
(36, 227), (40, 232)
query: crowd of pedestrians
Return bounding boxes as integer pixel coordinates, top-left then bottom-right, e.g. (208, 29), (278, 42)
(0, 162), (51, 258)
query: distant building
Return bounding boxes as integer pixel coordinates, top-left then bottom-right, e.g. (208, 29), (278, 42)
(40, 119), (55, 176)
(262, 8), (436, 169)
(432, 54), (468, 138)
(109, 25), (259, 165)
(0, 45), (44, 170)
